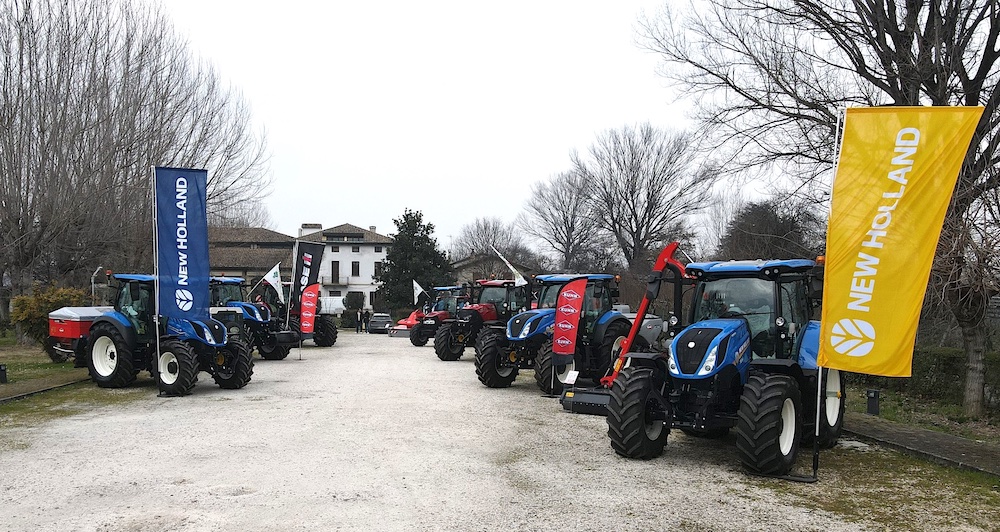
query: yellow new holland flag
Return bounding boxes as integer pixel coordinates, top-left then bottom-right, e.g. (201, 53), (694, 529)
(819, 106), (982, 377)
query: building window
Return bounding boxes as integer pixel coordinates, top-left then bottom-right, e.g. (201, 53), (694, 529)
(351, 261), (360, 276)
(328, 290), (336, 297)
(375, 246), (382, 253)
(332, 290), (342, 297)
(331, 261), (339, 280)
(348, 290), (365, 306)
(374, 261), (383, 277)
(352, 245), (360, 252)
(331, 245), (339, 252)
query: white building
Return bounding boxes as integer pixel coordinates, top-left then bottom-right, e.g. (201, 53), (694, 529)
(299, 223), (392, 312)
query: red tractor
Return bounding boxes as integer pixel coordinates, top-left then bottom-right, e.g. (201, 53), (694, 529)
(434, 279), (531, 361)
(407, 285), (468, 347)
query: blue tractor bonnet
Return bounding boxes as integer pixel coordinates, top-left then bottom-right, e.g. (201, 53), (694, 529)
(507, 308), (555, 340)
(668, 318), (752, 380)
(165, 316), (227, 347)
(227, 301), (265, 322)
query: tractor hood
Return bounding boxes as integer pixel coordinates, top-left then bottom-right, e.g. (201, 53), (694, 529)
(460, 303), (497, 322)
(668, 319), (752, 380)
(227, 301), (267, 323)
(506, 309), (554, 341)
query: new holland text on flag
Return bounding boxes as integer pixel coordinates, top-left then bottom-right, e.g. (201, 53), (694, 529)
(154, 167), (210, 322)
(819, 107), (982, 377)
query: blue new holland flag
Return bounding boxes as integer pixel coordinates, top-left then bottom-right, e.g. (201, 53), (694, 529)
(154, 167), (210, 321)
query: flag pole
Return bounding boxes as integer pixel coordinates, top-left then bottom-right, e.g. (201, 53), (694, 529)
(811, 368), (824, 480)
(151, 166), (161, 394)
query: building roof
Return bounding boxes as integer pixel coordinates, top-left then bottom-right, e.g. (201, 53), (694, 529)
(208, 226), (295, 244)
(209, 247), (293, 272)
(300, 223), (393, 244)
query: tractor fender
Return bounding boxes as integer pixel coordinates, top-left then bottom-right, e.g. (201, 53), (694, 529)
(90, 313), (137, 349)
(795, 320), (822, 370)
(593, 313), (628, 342)
(748, 358), (806, 387)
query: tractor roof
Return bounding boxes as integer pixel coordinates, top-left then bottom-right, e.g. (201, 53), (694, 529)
(686, 259), (816, 279)
(475, 279), (518, 287)
(433, 285), (463, 291)
(210, 276), (245, 285)
(534, 274), (615, 283)
(113, 274), (155, 282)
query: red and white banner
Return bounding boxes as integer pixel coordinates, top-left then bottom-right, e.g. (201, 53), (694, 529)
(552, 278), (587, 365)
(300, 283), (320, 334)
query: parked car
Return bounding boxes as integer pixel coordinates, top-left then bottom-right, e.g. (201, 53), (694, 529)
(368, 313), (393, 334)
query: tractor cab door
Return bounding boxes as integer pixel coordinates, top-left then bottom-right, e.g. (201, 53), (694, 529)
(118, 280), (155, 341)
(580, 280), (612, 340)
(506, 285), (530, 319)
(777, 277), (812, 359)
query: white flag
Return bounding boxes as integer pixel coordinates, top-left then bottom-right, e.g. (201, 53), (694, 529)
(413, 280), (425, 305)
(490, 245), (527, 286)
(264, 262), (284, 304)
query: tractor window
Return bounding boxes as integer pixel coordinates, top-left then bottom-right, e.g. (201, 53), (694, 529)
(211, 283), (243, 306)
(509, 286), (529, 312)
(434, 296), (459, 313)
(118, 282), (153, 334)
(478, 287), (507, 305)
(693, 278), (775, 344)
(537, 284), (561, 309)
(779, 280), (810, 338)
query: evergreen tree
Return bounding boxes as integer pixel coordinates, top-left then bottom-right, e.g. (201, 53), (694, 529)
(714, 200), (824, 260)
(376, 209), (454, 314)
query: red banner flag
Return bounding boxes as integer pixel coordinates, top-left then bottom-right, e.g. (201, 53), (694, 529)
(300, 283), (320, 334)
(552, 278), (587, 365)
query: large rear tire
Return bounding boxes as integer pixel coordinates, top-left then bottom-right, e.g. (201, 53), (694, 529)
(475, 330), (518, 388)
(409, 324), (428, 346)
(533, 341), (573, 395)
(434, 324), (465, 361)
(87, 322), (137, 388)
(313, 315), (338, 347)
(606, 367), (668, 459)
(156, 339), (199, 397)
(212, 338), (254, 389)
(736, 374), (803, 476)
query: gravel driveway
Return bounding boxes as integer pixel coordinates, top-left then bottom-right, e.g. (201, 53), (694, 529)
(1, 333), (867, 531)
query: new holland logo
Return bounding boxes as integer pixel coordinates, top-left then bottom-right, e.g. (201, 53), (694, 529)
(562, 290), (581, 300)
(558, 304), (577, 315)
(830, 318), (876, 357)
(175, 289), (193, 312)
(555, 337), (573, 348)
(556, 320), (574, 331)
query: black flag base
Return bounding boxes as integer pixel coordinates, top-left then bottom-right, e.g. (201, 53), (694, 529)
(745, 471), (819, 483)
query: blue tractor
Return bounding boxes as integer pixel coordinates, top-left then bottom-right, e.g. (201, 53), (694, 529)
(474, 274), (635, 395)
(209, 277), (297, 360)
(84, 274), (254, 396)
(605, 259), (845, 476)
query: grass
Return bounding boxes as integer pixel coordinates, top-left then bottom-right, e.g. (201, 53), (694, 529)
(846, 384), (1000, 445)
(0, 343), (85, 384)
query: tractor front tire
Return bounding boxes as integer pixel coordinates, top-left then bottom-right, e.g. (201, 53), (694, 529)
(257, 335), (291, 361)
(475, 330), (518, 388)
(606, 367), (668, 459)
(87, 322), (137, 388)
(599, 320), (632, 376)
(533, 341), (574, 395)
(313, 315), (338, 347)
(212, 338), (254, 389)
(736, 374), (803, 476)
(434, 325), (465, 361)
(806, 368), (846, 449)
(156, 339), (199, 396)
(409, 324), (428, 346)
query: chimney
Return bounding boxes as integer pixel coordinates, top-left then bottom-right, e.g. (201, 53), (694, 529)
(369, 226), (376, 233)
(299, 223), (323, 237)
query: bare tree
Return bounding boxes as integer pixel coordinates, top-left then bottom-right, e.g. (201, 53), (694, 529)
(517, 171), (609, 271)
(714, 199), (825, 260)
(573, 123), (714, 272)
(641, 0), (1000, 416)
(0, 0), (270, 308)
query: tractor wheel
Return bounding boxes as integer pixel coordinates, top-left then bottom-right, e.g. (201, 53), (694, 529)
(606, 367), (668, 459)
(87, 322), (137, 388)
(212, 338), (254, 389)
(257, 335), (291, 361)
(805, 368), (846, 449)
(156, 338), (199, 396)
(533, 341), (574, 395)
(681, 427), (730, 439)
(434, 324), (465, 361)
(598, 320), (632, 376)
(735, 374), (803, 476)
(475, 330), (518, 388)
(313, 315), (338, 347)
(409, 324), (428, 346)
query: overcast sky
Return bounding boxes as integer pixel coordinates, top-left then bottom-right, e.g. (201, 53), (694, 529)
(161, 1), (687, 248)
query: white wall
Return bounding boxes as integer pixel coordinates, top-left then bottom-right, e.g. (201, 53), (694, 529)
(319, 242), (387, 310)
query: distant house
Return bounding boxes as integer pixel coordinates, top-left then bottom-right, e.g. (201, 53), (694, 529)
(451, 253), (538, 285)
(299, 223), (393, 311)
(208, 227), (295, 280)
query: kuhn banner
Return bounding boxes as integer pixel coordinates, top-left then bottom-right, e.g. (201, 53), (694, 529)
(154, 167), (210, 322)
(299, 283), (320, 334)
(819, 107), (982, 377)
(552, 278), (588, 365)
(290, 241), (325, 315)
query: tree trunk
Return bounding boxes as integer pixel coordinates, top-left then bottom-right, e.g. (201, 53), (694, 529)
(958, 321), (986, 417)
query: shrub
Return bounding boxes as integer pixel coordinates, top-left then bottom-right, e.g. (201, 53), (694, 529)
(10, 283), (87, 360)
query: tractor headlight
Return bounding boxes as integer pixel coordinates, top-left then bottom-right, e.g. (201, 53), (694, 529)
(198, 322), (215, 343)
(667, 345), (678, 375)
(545, 324), (554, 335)
(697, 345), (719, 376)
(668, 315), (679, 326)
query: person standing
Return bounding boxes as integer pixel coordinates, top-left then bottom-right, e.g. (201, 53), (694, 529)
(356, 308), (363, 333)
(362, 309), (371, 333)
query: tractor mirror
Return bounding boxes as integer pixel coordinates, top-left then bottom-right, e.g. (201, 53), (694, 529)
(128, 282), (140, 302)
(609, 287), (619, 298)
(646, 277), (661, 300)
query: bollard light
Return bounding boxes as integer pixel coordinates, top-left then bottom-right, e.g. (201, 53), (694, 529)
(866, 389), (880, 416)
(0, 363), (7, 384)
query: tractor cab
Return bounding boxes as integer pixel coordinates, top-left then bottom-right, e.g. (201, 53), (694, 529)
(115, 275), (156, 341)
